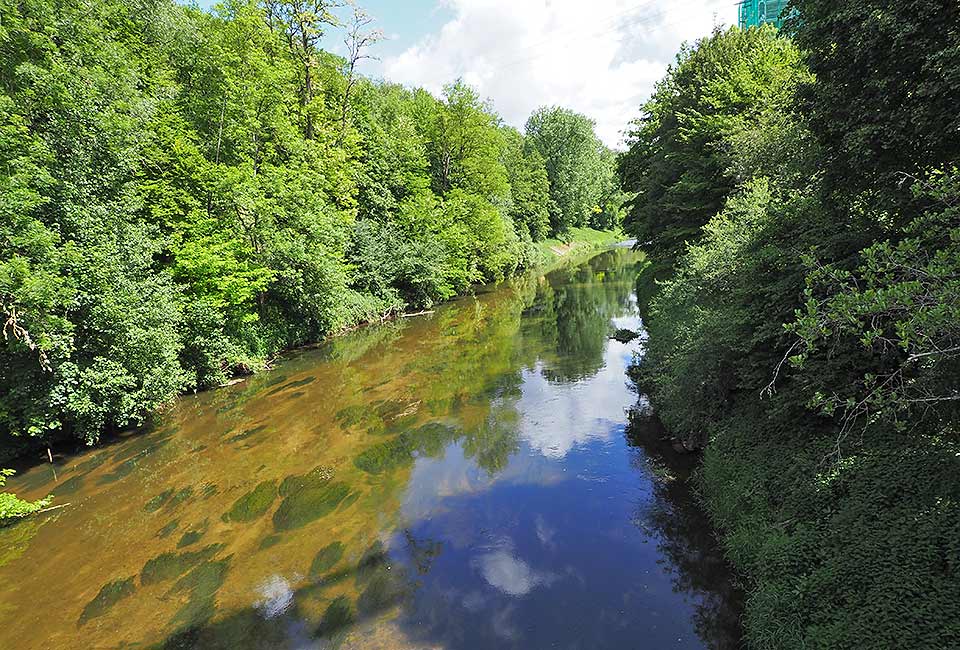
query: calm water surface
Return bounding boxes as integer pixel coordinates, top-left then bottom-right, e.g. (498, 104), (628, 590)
(0, 248), (743, 649)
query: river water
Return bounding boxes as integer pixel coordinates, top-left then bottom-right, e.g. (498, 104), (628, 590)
(0, 247), (743, 649)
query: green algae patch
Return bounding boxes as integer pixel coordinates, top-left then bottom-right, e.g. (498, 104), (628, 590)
(354, 423), (457, 474)
(177, 530), (204, 548)
(265, 375), (316, 397)
(166, 486), (194, 510)
(273, 471), (350, 532)
(0, 516), (44, 569)
(262, 373), (289, 387)
(337, 491), (360, 512)
(335, 404), (367, 428)
(228, 425), (267, 444)
(357, 570), (408, 617)
(279, 466), (333, 496)
(222, 480), (277, 523)
(140, 544), (224, 586)
(52, 474), (84, 496)
(111, 432), (171, 464)
(309, 541), (345, 577)
(167, 558), (231, 632)
(144, 488), (175, 513)
(97, 455), (142, 485)
(158, 519), (180, 539)
(353, 436), (414, 475)
(73, 453), (108, 475)
(316, 596), (355, 638)
(79, 577), (136, 625)
(259, 534), (283, 551)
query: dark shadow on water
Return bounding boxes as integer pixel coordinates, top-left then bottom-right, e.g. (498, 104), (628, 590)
(624, 409), (746, 649)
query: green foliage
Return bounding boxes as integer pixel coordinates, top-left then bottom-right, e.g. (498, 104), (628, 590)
(626, 6), (960, 648)
(619, 25), (809, 262)
(0, 469), (51, 524)
(0, 0), (619, 456)
(525, 107), (619, 235)
(786, 0), (960, 205)
(789, 171), (960, 436)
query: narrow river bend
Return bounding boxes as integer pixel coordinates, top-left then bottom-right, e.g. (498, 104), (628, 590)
(0, 248), (743, 649)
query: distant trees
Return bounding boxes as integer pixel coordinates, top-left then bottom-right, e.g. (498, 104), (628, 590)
(524, 107), (618, 236)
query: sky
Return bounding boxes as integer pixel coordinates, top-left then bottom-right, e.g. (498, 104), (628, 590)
(193, 0), (738, 147)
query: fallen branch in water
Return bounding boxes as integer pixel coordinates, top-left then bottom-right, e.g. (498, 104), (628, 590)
(402, 310), (435, 318)
(37, 503), (71, 514)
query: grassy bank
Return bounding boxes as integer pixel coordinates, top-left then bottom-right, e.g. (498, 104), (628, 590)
(535, 227), (625, 263)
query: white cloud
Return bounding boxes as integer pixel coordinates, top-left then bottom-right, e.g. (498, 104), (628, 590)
(472, 538), (556, 596)
(381, 0), (735, 147)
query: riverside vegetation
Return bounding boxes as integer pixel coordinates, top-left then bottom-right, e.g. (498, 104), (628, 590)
(0, 0), (623, 476)
(620, 2), (959, 648)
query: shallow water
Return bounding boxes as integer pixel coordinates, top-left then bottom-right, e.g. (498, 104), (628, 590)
(0, 248), (743, 649)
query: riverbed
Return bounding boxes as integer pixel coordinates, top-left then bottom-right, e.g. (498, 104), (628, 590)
(0, 248), (742, 649)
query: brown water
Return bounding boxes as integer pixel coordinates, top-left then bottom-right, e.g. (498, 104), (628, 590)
(0, 248), (743, 650)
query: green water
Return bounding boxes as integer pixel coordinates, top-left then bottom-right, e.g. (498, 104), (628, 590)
(0, 247), (742, 649)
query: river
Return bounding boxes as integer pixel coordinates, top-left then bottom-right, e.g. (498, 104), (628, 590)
(0, 247), (743, 649)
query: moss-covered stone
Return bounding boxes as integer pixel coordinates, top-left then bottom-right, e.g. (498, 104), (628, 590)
(79, 577), (136, 625)
(309, 541), (345, 577)
(222, 481), (276, 523)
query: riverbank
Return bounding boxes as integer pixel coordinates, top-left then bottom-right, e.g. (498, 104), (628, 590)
(0, 247), (744, 649)
(535, 227), (625, 263)
(0, 229), (622, 470)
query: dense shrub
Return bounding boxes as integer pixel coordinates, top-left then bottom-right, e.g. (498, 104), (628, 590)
(623, 10), (960, 648)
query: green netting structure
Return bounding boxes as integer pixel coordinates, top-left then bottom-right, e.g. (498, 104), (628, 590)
(738, 0), (790, 28)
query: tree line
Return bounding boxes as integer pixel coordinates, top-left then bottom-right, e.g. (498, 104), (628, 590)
(0, 0), (622, 468)
(620, 1), (959, 647)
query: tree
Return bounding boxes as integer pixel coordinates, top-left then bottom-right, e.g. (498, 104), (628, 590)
(525, 106), (610, 235)
(338, 6), (382, 143)
(618, 26), (809, 262)
(787, 0), (960, 207)
(264, 0), (344, 139)
(502, 128), (552, 241)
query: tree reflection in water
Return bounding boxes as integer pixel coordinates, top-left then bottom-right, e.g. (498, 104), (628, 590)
(625, 409), (745, 649)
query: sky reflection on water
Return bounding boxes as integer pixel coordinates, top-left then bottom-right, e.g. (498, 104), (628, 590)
(0, 248), (742, 650)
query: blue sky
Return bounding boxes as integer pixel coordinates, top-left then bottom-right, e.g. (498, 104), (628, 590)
(187, 1), (737, 147)
(191, 0), (452, 60)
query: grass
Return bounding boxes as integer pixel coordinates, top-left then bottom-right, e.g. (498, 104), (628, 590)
(535, 227), (625, 264)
